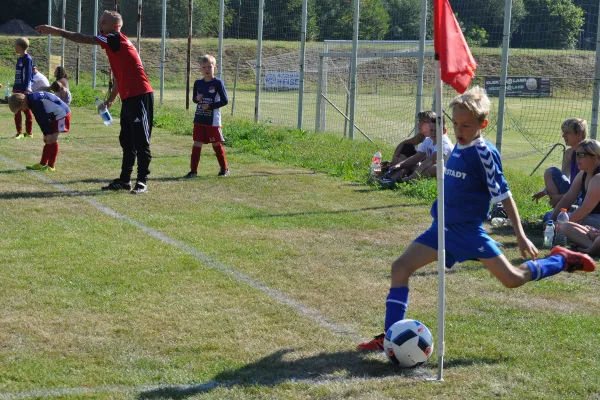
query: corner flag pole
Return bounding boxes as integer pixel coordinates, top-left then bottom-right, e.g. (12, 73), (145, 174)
(434, 54), (446, 382)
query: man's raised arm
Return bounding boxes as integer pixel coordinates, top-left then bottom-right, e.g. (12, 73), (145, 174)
(35, 25), (97, 45)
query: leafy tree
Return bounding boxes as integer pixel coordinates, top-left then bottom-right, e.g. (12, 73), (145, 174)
(263, 0), (319, 40)
(382, 0), (421, 40)
(315, 0), (390, 40)
(512, 0), (584, 49)
(451, 0), (527, 47)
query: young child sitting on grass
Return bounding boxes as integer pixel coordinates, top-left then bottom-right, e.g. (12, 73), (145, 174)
(8, 92), (71, 171)
(357, 86), (596, 352)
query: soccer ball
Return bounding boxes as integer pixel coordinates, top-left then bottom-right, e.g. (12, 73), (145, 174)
(383, 319), (434, 368)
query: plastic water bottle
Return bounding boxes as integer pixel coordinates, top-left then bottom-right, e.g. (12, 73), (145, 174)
(555, 208), (569, 246)
(370, 150), (382, 177)
(4, 81), (10, 98)
(95, 97), (113, 126)
(543, 220), (555, 248)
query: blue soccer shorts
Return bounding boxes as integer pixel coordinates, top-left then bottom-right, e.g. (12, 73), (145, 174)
(414, 221), (502, 268)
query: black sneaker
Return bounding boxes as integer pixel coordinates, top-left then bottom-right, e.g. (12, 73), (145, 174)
(101, 179), (132, 191)
(184, 171), (197, 179)
(218, 168), (230, 177)
(131, 181), (148, 194)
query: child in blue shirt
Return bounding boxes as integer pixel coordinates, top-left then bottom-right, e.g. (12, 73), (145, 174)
(12, 37), (34, 139)
(8, 92), (71, 171)
(357, 86), (596, 352)
(184, 54), (229, 178)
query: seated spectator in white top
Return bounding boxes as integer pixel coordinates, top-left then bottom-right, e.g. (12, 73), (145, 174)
(31, 65), (50, 92)
(36, 66), (72, 105)
(381, 117), (454, 184)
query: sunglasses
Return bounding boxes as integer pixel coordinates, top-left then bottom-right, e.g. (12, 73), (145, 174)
(576, 151), (595, 158)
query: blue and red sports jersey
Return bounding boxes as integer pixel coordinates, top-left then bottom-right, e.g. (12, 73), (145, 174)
(431, 137), (511, 225)
(26, 92), (70, 135)
(13, 54), (33, 92)
(192, 78), (228, 126)
(94, 32), (152, 100)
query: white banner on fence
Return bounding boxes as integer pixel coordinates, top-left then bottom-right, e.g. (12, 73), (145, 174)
(265, 72), (300, 90)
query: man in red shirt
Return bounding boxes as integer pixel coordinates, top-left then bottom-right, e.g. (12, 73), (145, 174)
(36, 11), (153, 194)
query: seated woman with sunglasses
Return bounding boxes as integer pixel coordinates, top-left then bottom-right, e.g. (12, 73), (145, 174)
(532, 118), (587, 207)
(548, 139), (600, 250)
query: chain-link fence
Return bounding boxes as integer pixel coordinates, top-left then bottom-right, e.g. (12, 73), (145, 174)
(34, 0), (600, 172)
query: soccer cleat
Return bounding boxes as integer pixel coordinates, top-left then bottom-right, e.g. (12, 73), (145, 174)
(101, 179), (132, 191)
(23, 133), (33, 138)
(15, 133), (24, 139)
(131, 181), (148, 194)
(26, 163), (46, 170)
(41, 165), (55, 171)
(184, 171), (197, 179)
(378, 177), (396, 189)
(550, 246), (596, 272)
(218, 168), (230, 177)
(357, 333), (385, 352)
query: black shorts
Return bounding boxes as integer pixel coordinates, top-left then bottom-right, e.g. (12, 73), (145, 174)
(399, 143), (417, 158)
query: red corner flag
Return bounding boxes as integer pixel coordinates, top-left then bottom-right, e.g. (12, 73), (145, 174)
(434, 0), (477, 94)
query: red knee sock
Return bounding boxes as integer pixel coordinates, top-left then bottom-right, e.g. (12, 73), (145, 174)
(48, 143), (59, 168)
(214, 143), (227, 170)
(40, 144), (51, 165)
(190, 146), (202, 173)
(14, 111), (22, 133)
(25, 109), (33, 135)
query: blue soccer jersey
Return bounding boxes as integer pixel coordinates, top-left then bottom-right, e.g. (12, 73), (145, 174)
(13, 54), (33, 92)
(26, 92), (70, 135)
(431, 137), (511, 225)
(192, 78), (228, 126)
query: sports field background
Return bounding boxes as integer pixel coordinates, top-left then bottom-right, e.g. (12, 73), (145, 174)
(0, 96), (599, 398)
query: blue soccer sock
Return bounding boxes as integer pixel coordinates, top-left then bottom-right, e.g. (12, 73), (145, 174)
(384, 286), (409, 332)
(526, 255), (566, 281)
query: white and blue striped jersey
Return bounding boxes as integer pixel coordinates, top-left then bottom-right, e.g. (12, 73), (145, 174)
(431, 137), (511, 225)
(26, 92), (70, 135)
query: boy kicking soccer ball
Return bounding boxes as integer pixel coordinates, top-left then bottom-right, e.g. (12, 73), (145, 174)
(184, 54), (229, 178)
(8, 92), (70, 171)
(357, 86), (596, 352)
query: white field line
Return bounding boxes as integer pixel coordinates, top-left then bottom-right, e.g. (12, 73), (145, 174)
(0, 154), (363, 342)
(0, 154), (414, 399)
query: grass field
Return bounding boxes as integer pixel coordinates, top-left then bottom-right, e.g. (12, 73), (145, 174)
(0, 102), (599, 399)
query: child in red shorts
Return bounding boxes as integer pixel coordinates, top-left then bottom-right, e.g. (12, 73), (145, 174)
(8, 92), (71, 171)
(185, 54), (229, 178)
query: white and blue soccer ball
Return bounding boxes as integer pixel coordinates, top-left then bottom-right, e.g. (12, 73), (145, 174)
(383, 319), (434, 368)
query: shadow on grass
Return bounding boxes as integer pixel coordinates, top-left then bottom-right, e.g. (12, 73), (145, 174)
(138, 349), (503, 399)
(248, 204), (421, 220)
(0, 189), (101, 200)
(0, 169), (23, 174)
(137, 349), (415, 399)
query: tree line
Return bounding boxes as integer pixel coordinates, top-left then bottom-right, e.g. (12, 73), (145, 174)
(2, 0), (593, 50)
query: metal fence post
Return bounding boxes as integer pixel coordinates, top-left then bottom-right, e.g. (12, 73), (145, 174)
(496, 0), (513, 153)
(316, 54), (323, 133)
(348, 0), (360, 140)
(297, 0), (308, 130)
(254, 0), (265, 123)
(591, 0), (600, 139)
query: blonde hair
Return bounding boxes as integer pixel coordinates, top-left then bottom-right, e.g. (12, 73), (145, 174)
(578, 139), (600, 158)
(15, 37), (29, 51)
(8, 93), (26, 113)
(200, 54), (217, 66)
(448, 86), (490, 122)
(102, 10), (123, 26)
(562, 118), (588, 139)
